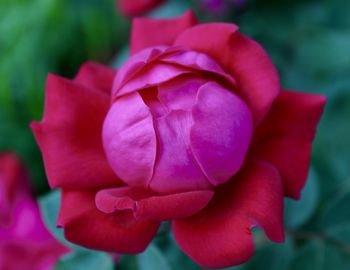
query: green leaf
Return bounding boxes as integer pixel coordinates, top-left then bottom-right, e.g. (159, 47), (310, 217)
(54, 249), (114, 270)
(284, 168), (319, 228)
(112, 46), (129, 69)
(289, 240), (350, 270)
(149, 0), (190, 18)
(39, 189), (67, 245)
(118, 255), (139, 270)
(243, 238), (294, 270)
(320, 191), (350, 244)
(137, 243), (172, 270)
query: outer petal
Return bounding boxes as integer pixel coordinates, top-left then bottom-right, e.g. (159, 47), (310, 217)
(58, 189), (160, 254)
(250, 90), (326, 199)
(31, 74), (120, 189)
(173, 159), (284, 268)
(175, 24), (280, 124)
(74, 61), (116, 94)
(130, 10), (197, 54)
(95, 187), (214, 220)
(118, 0), (164, 17)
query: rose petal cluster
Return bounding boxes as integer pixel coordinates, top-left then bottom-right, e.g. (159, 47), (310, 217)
(0, 153), (69, 270)
(31, 11), (326, 268)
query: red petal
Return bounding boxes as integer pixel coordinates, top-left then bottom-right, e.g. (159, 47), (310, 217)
(95, 187), (214, 220)
(0, 154), (26, 205)
(175, 24), (280, 124)
(173, 159), (284, 268)
(118, 0), (164, 17)
(74, 61), (116, 94)
(58, 189), (160, 253)
(130, 10), (197, 54)
(251, 90), (326, 199)
(31, 74), (120, 189)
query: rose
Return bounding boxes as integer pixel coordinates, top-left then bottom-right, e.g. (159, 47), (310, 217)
(0, 153), (69, 270)
(117, 0), (164, 17)
(31, 11), (326, 268)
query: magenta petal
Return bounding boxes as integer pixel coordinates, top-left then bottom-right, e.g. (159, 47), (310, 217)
(112, 46), (170, 99)
(149, 110), (212, 194)
(160, 50), (235, 86)
(103, 92), (157, 188)
(191, 82), (253, 186)
(114, 63), (193, 99)
(95, 187), (214, 220)
(157, 76), (207, 111)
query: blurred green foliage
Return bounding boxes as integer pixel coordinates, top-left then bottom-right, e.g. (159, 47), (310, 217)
(0, 0), (128, 193)
(2, 0), (350, 269)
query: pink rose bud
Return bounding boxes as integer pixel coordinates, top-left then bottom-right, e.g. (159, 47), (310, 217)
(103, 47), (253, 194)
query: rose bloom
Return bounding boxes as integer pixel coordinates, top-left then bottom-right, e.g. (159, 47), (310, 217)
(31, 11), (326, 268)
(117, 0), (164, 16)
(0, 153), (69, 270)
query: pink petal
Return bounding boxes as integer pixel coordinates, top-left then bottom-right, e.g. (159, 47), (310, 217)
(58, 189), (160, 253)
(95, 187), (214, 220)
(175, 24), (280, 124)
(190, 82), (253, 186)
(251, 90), (326, 198)
(149, 110), (212, 194)
(130, 10), (197, 54)
(74, 61), (116, 94)
(114, 62), (193, 99)
(112, 46), (170, 99)
(173, 159), (284, 268)
(157, 76), (207, 112)
(102, 92), (157, 188)
(31, 74), (120, 189)
(160, 49), (235, 86)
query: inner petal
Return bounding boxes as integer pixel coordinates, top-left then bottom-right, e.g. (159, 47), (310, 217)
(149, 110), (212, 194)
(102, 92), (157, 188)
(160, 49), (236, 87)
(190, 82), (253, 186)
(113, 62), (194, 100)
(158, 75), (207, 112)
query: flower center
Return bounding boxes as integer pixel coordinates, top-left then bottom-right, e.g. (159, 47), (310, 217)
(102, 46), (253, 194)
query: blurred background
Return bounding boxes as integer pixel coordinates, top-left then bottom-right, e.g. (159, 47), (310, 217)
(0, 0), (349, 269)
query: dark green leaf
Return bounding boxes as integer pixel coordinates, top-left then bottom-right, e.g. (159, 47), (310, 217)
(284, 168), (319, 228)
(137, 243), (172, 270)
(320, 191), (350, 244)
(54, 250), (114, 270)
(39, 189), (67, 245)
(244, 238), (294, 270)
